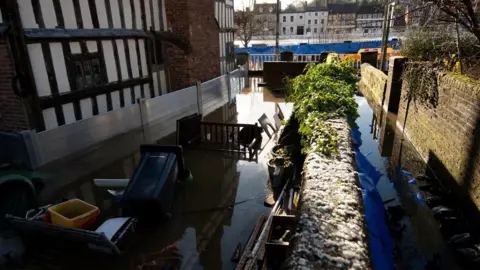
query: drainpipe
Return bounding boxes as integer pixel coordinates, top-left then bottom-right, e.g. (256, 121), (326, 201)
(275, 0), (280, 59)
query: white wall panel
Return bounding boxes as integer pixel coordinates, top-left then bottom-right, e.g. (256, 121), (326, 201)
(62, 103), (76, 124)
(128, 40), (140, 77)
(27, 44), (51, 97)
(70, 42), (81, 54)
(79, 0), (94, 28)
(80, 98), (93, 119)
(111, 91), (121, 110)
(50, 43), (71, 93)
(42, 108), (58, 130)
(138, 40), (147, 77)
(123, 89), (132, 106)
(116, 40), (129, 80)
(40, 0), (58, 28)
(97, 94), (108, 114)
(144, 84), (151, 99)
(161, 0), (168, 30)
(96, 0), (109, 28)
(60, 0), (76, 28)
(145, 0), (152, 29)
(152, 71), (160, 97)
(110, 0), (122, 28)
(134, 85), (142, 101)
(153, 0), (161, 31)
(160, 70), (167, 95)
(87, 41), (98, 53)
(123, 0), (133, 29)
(18, 0), (37, 28)
(102, 41), (118, 82)
(134, 0), (142, 29)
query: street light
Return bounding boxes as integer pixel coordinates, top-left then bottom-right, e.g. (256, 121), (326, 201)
(379, 1), (396, 72)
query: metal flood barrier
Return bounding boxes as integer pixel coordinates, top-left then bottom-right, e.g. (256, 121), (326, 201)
(13, 64), (249, 169)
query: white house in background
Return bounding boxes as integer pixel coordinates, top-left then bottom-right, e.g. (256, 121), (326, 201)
(215, 0), (235, 75)
(356, 4), (384, 36)
(279, 5), (328, 38)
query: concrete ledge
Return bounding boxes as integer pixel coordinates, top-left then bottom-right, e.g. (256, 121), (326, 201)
(288, 118), (370, 269)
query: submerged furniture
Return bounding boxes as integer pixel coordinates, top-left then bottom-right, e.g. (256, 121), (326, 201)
(176, 113), (266, 161)
(120, 145), (182, 220)
(6, 215), (136, 255)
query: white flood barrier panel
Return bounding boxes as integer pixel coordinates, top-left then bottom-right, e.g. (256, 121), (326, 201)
(28, 65), (248, 168)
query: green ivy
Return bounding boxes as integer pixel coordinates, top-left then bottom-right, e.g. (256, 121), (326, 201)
(286, 61), (358, 155)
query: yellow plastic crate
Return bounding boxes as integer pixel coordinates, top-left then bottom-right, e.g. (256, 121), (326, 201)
(48, 199), (99, 228)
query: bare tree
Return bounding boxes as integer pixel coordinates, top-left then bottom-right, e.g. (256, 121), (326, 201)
(235, 8), (256, 47)
(427, 0), (480, 42)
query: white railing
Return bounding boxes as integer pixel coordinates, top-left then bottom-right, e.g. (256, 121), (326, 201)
(248, 53), (364, 71)
(24, 64), (249, 168)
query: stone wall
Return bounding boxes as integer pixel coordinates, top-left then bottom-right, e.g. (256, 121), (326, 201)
(397, 73), (480, 206)
(0, 38), (29, 132)
(358, 63), (387, 105)
(360, 60), (480, 208)
(288, 118), (370, 269)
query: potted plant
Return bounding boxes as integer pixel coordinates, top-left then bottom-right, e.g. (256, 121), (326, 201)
(267, 145), (294, 189)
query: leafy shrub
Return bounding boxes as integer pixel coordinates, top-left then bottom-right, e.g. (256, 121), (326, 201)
(287, 61), (358, 154)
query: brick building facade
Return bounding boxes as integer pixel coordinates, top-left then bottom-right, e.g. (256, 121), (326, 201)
(165, 0), (221, 91)
(0, 18), (29, 132)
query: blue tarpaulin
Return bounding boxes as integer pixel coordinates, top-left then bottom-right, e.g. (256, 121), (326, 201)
(352, 127), (394, 270)
(235, 40), (399, 55)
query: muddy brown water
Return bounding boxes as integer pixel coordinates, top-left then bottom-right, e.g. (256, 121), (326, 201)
(15, 77), (293, 270)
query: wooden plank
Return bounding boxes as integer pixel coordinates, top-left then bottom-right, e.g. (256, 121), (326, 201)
(236, 215), (267, 270)
(39, 77), (150, 109)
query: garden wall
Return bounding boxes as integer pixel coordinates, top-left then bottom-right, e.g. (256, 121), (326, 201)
(288, 118), (370, 269)
(358, 63), (387, 105)
(397, 73), (480, 207)
(360, 61), (480, 208)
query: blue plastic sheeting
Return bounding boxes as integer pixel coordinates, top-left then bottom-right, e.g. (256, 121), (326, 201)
(352, 127), (394, 270)
(359, 172), (395, 270)
(235, 40), (399, 55)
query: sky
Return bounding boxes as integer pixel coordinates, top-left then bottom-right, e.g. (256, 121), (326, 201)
(234, 0), (299, 11)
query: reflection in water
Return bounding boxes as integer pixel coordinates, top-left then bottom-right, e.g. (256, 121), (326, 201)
(23, 77), (292, 270)
(357, 95), (459, 270)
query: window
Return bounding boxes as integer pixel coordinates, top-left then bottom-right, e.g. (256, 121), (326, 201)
(321, 19), (324, 24)
(68, 52), (107, 91)
(297, 26), (304, 35)
(283, 16), (286, 22)
(321, 28), (323, 33)
(283, 27), (286, 34)
(364, 29), (369, 33)
(308, 20), (311, 24)
(315, 12), (318, 16)
(314, 19), (317, 24)
(300, 15), (303, 19)
(290, 26), (293, 33)
(314, 28), (317, 33)
(290, 16), (294, 22)
(259, 7), (263, 12)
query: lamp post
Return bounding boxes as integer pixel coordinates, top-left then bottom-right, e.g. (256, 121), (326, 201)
(379, 1), (396, 72)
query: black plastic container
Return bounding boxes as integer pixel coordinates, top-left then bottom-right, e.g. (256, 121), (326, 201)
(121, 145), (179, 220)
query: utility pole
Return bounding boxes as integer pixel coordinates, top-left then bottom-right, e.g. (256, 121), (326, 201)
(275, 0), (280, 58)
(379, 1), (395, 72)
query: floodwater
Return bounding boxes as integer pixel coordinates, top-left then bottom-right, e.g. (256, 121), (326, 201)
(355, 94), (461, 269)
(18, 77), (292, 270)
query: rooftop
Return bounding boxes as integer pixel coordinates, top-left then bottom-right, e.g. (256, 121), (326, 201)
(327, 3), (358, 14)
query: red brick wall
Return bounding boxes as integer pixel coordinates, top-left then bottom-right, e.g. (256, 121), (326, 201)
(0, 37), (29, 132)
(165, 0), (220, 91)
